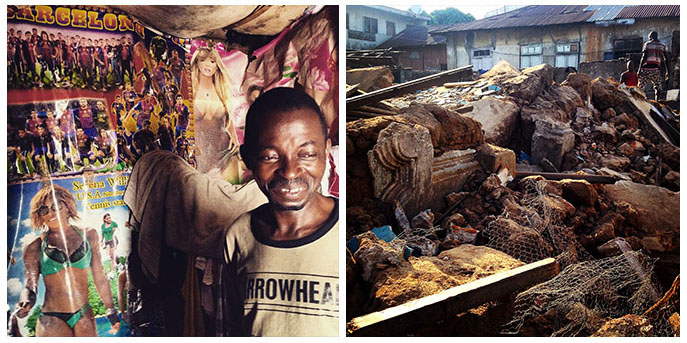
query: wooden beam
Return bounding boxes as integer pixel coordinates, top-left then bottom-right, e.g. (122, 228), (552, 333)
(347, 65), (474, 109)
(359, 105), (398, 116)
(346, 83), (360, 97)
(347, 258), (559, 336)
(515, 171), (617, 184)
(347, 110), (379, 119)
(444, 80), (478, 88)
(455, 105), (473, 114)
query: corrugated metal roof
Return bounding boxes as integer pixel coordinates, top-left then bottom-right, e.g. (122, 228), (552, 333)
(351, 5), (432, 21)
(376, 25), (445, 49)
(432, 5), (593, 33)
(585, 5), (626, 22)
(615, 5), (680, 19)
(431, 5), (680, 34)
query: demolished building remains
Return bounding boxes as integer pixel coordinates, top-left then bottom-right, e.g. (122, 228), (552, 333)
(346, 59), (679, 337)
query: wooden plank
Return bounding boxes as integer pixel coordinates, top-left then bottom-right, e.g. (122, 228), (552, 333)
(347, 65), (474, 109)
(515, 171), (617, 184)
(346, 83), (360, 97)
(455, 105), (473, 114)
(444, 80), (478, 88)
(621, 88), (675, 146)
(359, 105), (398, 116)
(347, 258), (559, 336)
(347, 110), (379, 119)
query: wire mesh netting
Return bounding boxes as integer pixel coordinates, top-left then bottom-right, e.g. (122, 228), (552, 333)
(478, 177), (677, 336)
(502, 251), (677, 336)
(483, 178), (593, 268)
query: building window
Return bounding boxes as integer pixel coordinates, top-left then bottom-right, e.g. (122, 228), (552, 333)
(346, 13), (349, 29)
(386, 21), (396, 35)
(473, 49), (491, 57)
(363, 17), (378, 34)
(520, 43), (542, 68)
(409, 51), (420, 59)
(555, 42), (579, 68)
(472, 48), (493, 71)
(613, 38), (643, 59)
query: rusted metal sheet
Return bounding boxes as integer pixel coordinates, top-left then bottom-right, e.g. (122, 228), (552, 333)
(616, 5), (680, 19)
(432, 5), (679, 34)
(433, 5), (593, 33)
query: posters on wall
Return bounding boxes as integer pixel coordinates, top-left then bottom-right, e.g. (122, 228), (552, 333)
(6, 5), (192, 337)
(7, 5), (194, 184)
(7, 173), (132, 336)
(189, 5), (339, 186)
(7, 5), (339, 336)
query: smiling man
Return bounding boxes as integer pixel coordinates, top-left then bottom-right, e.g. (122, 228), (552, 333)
(225, 87), (338, 336)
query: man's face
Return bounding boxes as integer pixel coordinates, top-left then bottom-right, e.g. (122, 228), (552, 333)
(77, 128), (84, 137)
(80, 99), (87, 108)
(37, 126), (45, 136)
(97, 101), (105, 111)
(18, 130), (26, 138)
(246, 108), (329, 211)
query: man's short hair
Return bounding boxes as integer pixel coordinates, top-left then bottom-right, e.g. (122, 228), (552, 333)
(649, 31), (658, 40)
(243, 87), (327, 153)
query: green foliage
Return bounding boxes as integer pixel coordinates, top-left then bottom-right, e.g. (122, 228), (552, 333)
(87, 261), (121, 315)
(429, 7), (475, 25)
(26, 304), (41, 337)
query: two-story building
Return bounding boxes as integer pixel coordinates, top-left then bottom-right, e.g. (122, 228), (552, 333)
(347, 5), (431, 50)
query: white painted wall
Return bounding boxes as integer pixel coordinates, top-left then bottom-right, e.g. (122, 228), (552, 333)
(346, 5), (429, 50)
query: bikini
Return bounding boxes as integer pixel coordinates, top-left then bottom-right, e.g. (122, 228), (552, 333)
(39, 226), (92, 328)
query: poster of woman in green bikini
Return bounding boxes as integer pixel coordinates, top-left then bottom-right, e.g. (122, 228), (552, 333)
(7, 174), (131, 336)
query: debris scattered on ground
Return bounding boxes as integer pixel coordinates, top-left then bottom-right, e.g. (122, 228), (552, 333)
(346, 60), (680, 336)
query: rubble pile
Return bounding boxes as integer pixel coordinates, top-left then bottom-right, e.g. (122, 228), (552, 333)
(346, 60), (679, 336)
(346, 66), (395, 92)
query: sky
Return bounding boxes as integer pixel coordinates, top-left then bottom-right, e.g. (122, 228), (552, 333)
(389, 5), (516, 20)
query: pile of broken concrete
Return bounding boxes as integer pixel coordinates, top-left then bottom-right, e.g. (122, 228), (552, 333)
(346, 61), (680, 336)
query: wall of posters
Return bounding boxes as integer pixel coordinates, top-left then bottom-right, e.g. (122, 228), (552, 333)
(8, 5), (193, 183)
(7, 173), (131, 336)
(7, 5), (339, 336)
